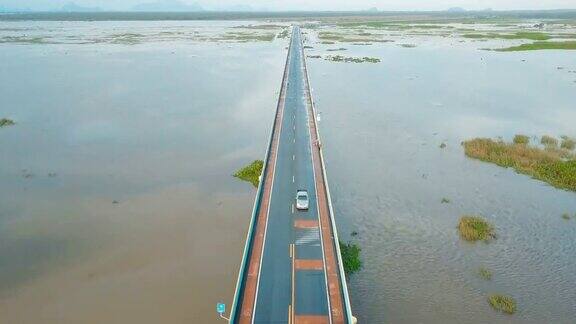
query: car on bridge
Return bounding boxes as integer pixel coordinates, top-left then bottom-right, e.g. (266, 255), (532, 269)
(296, 190), (309, 210)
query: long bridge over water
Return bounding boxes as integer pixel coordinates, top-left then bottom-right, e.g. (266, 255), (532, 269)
(228, 26), (354, 324)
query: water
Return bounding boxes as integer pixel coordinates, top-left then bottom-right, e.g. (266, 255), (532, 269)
(1, 19), (576, 323)
(305, 33), (576, 323)
(0, 20), (287, 323)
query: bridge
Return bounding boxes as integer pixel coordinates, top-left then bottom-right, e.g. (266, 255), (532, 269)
(228, 26), (354, 324)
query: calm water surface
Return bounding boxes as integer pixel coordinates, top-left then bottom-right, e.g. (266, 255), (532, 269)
(306, 34), (576, 323)
(0, 20), (287, 323)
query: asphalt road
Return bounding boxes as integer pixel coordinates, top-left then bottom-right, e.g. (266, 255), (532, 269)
(252, 27), (331, 323)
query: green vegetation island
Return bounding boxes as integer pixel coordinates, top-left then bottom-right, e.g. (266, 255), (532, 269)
(458, 216), (495, 242)
(233, 160), (263, 188)
(463, 136), (576, 192)
(478, 267), (493, 280)
(340, 241), (362, 275)
(325, 55), (380, 63)
(495, 41), (576, 51)
(488, 294), (517, 314)
(0, 118), (15, 127)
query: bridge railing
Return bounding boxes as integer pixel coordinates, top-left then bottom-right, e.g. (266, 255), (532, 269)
(299, 27), (354, 323)
(229, 26), (294, 323)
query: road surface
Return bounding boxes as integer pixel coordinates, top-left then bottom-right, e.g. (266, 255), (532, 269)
(231, 26), (351, 324)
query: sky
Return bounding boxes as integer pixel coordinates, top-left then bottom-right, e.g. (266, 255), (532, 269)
(1, 0), (576, 11)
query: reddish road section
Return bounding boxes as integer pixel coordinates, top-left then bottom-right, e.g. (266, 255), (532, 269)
(301, 31), (347, 324)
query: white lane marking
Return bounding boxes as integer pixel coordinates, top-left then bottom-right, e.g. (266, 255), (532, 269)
(293, 155), (295, 161)
(295, 228), (320, 245)
(293, 138), (295, 143)
(292, 204), (294, 214)
(292, 175), (295, 183)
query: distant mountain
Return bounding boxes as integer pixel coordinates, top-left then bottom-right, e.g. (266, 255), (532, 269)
(446, 7), (466, 12)
(61, 2), (101, 12)
(132, 0), (203, 12)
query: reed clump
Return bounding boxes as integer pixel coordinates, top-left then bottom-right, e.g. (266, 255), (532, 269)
(458, 216), (495, 242)
(463, 138), (576, 192)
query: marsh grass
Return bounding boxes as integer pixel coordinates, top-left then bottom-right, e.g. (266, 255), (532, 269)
(463, 138), (576, 192)
(0, 118), (15, 127)
(488, 294), (517, 314)
(317, 31), (391, 44)
(561, 136), (575, 150)
(464, 31), (551, 41)
(233, 160), (263, 188)
(219, 32), (276, 42)
(495, 41), (576, 51)
(340, 241), (362, 275)
(478, 267), (493, 280)
(0, 36), (52, 44)
(325, 55), (380, 63)
(458, 216), (495, 242)
(513, 134), (529, 145)
(541, 135), (558, 147)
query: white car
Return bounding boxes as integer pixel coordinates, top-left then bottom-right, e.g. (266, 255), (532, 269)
(296, 190), (309, 210)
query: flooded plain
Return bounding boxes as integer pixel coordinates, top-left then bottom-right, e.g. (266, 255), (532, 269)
(0, 20), (288, 323)
(304, 22), (576, 323)
(1, 18), (576, 323)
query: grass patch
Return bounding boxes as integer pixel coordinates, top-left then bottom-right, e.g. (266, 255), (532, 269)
(339, 241), (362, 275)
(317, 31), (391, 44)
(462, 138), (576, 192)
(0, 118), (15, 127)
(463, 31), (551, 41)
(458, 216), (495, 242)
(541, 135), (558, 147)
(218, 32), (276, 42)
(562, 213), (571, 220)
(441, 197), (450, 203)
(488, 294), (517, 314)
(513, 134), (529, 145)
(325, 55), (380, 63)
(233, 160), (263, 188)
(478, 267), (493, 280)
(495, 41), (576, 51)
(0, 36), (52, 44)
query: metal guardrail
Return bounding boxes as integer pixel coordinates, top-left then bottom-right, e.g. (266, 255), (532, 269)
(229, 26), (294, 323)
(299, 28), (355, 323)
